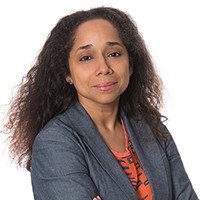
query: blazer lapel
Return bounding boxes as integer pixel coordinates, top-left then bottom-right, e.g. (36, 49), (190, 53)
(67, 103), (138, 199)
(83, 127), (138, 199)
(121, 113), (170, 199)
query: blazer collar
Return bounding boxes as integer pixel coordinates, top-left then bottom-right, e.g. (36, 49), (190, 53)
(65, 102), (169, 199)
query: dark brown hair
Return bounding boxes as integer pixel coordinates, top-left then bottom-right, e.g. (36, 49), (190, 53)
(3, 7), (168, 171)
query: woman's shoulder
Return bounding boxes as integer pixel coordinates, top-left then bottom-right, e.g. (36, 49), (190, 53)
(33, 102), (93, 145)
(33, 109), (75, 145)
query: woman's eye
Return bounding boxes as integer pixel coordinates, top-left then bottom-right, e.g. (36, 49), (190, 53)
(80, 56), (92, 61)
(108, 52), (121, 57)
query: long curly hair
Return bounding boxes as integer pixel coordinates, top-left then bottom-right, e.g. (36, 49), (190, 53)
(3, 7), (168, 171)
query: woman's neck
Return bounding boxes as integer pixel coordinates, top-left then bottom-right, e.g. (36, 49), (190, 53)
(79, 100), (125, 152)
(80, 100), (120, 131)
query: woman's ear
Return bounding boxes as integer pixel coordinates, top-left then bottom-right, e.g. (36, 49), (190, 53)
(66, 76), (73, 85)
(129, 59), (133, 76)
(129, 65), (133, 76)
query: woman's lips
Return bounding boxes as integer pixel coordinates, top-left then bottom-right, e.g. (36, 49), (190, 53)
(93, 82), (117, 91)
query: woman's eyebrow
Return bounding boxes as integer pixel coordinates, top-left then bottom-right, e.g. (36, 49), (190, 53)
(76, 41), (123, 52)
(106, 41), (123, 47)
(76, 44), (93, 52)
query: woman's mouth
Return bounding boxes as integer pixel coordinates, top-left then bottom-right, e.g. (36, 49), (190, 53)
(93, 82), (118, 91)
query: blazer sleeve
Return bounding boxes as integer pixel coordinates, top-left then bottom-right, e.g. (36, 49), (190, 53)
(31, 127), (98, 200)
(160, 124), (199, 200)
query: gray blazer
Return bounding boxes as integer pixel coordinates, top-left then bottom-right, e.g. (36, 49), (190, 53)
(31, 102), (198, 200)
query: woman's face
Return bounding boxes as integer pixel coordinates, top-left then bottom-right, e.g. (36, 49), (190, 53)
(67, 19), (132, 108)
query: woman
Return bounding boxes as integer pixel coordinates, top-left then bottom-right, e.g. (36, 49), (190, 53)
(3, 7), (198, 200)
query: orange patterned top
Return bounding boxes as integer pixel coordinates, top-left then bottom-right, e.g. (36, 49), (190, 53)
(111, 121), (153, 200)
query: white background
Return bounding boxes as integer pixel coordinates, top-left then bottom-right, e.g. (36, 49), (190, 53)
(0, 0), (199, 199)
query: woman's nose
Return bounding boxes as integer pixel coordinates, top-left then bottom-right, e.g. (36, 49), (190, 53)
(95, 56), (113, 76)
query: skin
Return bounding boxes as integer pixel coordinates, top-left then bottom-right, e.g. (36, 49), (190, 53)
(93, 196), (101, 200)
(67, 19), (131, 107)
(67, 19), (132, 199)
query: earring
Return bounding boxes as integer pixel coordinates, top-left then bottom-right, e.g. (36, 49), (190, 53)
(68, 79), (73, 85)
